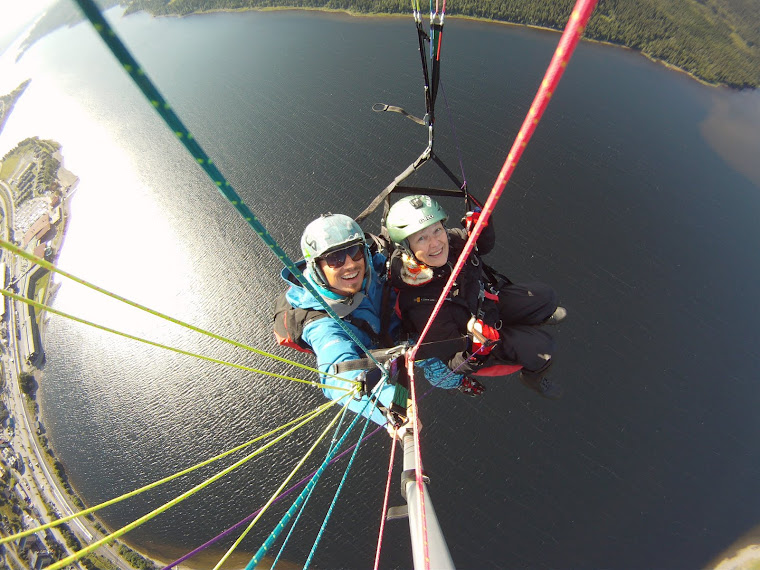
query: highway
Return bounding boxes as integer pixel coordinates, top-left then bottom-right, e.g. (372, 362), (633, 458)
(0, 169), (130, 568)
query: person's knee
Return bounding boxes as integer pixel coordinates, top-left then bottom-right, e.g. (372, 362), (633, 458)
(497, 282), (558, 323)
(524, 281), (558, 308)
(512, 330), (555, 370)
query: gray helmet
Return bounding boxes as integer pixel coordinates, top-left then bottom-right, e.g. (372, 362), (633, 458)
(385, 195), (448, 252)
(300, 213), (369, 291)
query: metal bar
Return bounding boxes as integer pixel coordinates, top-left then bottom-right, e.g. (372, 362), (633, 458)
(402, 432), (454, 570)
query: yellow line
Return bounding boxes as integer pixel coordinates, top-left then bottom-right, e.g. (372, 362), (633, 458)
(213, 393), (358, 569)
(0, 398), (340, 543)
(2, 289), (357, 391)
(0, 239), (352, 385)
(45, 391), (358, 570)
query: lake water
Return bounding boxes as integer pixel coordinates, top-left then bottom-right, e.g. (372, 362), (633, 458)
(1, 6), (760, 569)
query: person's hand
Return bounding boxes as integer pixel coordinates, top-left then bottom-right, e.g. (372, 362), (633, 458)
(387, 400), (422, 441)
(461, 208), (485, 233)
(467, 317), (499, 357)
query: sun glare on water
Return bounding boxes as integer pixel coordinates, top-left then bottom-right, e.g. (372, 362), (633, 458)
(5, 78), (198, 340)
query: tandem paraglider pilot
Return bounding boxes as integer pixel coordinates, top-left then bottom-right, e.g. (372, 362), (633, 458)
(274, 213), (405, 427)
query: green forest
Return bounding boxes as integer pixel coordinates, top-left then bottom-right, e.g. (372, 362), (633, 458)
(123, 0), (759, 89)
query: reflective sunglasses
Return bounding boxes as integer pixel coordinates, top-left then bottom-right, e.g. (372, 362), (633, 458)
(321, 244), (364, 269)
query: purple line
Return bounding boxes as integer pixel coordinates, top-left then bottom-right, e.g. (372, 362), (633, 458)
(162, 425), (385, 569)
(163, 382), (441, 569)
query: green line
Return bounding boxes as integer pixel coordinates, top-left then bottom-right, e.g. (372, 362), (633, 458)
(0, 398), (343, 543)
(45, 392), (356, 570)
(213, 395), (354, 569)
(72, 0), (383, 372)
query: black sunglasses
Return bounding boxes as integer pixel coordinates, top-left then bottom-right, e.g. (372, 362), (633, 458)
(321, 245), (364, 269)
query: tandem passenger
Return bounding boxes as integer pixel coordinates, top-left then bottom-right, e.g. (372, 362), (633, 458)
(386, 195), (567, 399)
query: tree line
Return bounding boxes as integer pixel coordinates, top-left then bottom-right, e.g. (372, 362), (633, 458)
(124, 0), (759, 89)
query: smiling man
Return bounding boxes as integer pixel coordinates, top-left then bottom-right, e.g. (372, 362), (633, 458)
(277, 213), (402, 425)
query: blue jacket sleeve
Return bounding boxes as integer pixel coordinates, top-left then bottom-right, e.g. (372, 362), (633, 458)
(302, 317), (397, 426)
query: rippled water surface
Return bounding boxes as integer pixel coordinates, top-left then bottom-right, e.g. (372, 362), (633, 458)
(1, 7), (760, 569)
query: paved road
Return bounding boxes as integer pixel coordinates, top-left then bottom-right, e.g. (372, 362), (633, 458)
(0, 172), (130, 568)
(0, 178), (15, 244)
(2, 322), (93, 568)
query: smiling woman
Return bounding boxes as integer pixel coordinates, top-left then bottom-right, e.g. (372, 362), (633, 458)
(408, 222), (449, 268)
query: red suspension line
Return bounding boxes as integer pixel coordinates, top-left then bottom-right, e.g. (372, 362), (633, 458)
(404, 3), (598, 562)
(408, 0), (598, 362)
(373, 424), (398, 570)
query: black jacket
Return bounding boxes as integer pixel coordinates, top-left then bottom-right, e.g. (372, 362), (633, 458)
(390, 224), (499, 376)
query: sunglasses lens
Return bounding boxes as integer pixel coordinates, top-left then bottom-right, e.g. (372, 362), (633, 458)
(324, 245), (362, 268)
(350, 245), (365, 261)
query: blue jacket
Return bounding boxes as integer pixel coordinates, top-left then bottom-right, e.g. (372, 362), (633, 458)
(280, 251), (400, 426)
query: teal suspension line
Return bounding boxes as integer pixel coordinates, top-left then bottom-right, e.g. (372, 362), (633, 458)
(271, 403), (353, 568)
(245, 377), (389, 569)
(72, 0), (383, 370)
(303, 379), (379, 568)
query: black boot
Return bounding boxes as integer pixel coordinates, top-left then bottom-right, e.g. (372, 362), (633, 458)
(543, 306), (567, 325)
(519, 360), (563, 399)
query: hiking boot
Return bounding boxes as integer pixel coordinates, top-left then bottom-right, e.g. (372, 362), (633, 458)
(543, 306), (567, 325)
(519, 372), (563, 399)
(458, 377), (486, 397)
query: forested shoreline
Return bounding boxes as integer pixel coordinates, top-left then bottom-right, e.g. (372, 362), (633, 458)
(123, 0), (759, 89)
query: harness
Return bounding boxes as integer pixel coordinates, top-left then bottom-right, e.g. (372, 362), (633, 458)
(273, 293), (390, 355)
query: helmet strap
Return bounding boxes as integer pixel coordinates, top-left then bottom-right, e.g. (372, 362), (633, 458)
(307, 261), (331, 292)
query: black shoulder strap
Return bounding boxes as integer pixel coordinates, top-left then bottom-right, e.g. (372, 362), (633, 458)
(379, 280), (394, 348)
(365, 232), (392, 259)
(344, 314), (382, 348)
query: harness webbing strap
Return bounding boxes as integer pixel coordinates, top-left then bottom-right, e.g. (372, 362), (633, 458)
(358, 0), (462, 227)
(353, 150), (471, 224)
(408, 0), (599, 362)
(331, 343), (406, 374)
(355, 148), (431, 224)
(431, 154), (466, 194)
(393, 185), (468, 197)
(429, 21), (443, 113)
(334, 356), (389, 374)
(372, 103), (426, 126)
(414, 6), (432, 121)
